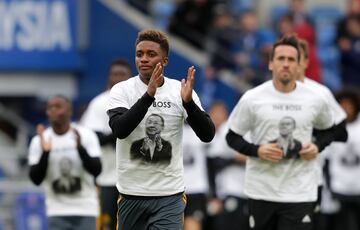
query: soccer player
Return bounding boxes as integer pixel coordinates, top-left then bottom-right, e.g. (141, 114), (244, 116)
(107, 29), (215, 230)
(296, 39), (348, 228)
(80, 59), (132, 230)
(226, 35), (334, 230)
(28, 95), (102, 230)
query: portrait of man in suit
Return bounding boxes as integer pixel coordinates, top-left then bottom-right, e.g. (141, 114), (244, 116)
(271, 116), (302, 159)
(130, 114), (172, 164)
(52, 157), (81, 194)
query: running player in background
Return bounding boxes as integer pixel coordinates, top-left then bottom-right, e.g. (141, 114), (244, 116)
(296, 39), (348, 230)
(28, 95), (102, 230)
(182, 123), (209, 230)
(107, 29), (215, 230)
(80, 59), (132, 230)
(226, 35), (334, 230)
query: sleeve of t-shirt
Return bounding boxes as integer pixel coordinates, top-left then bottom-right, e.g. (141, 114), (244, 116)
(227, 94), (253, 135)
(323, 88), (347, 124)
(108, 83), (130, 110)
(80, 96), (108, 132)
(183, 90), (204, 118)
(28, 136), (42, 166)
(81, 129), (101, 158)
(313, 96), (335, 130)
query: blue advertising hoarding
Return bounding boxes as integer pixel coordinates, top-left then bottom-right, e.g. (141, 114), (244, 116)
(0, 0), (81, 71)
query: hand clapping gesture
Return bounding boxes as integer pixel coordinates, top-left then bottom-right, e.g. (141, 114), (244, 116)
(147, 63), (164, 97)
(181, 66), (195, 103)
(37, 124), (51, 152)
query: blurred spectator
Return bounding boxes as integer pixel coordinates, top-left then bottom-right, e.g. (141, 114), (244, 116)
(277, 13), (322, 82)
(150, 0), (178, 31)
(337, 13), (360, 87)
(206, 4), (238, 72)
(322, 87), (360, 230)
(80, 59), (132, 230)
(168, 0), (216, 49)
(336, 0), (360, 42)
(232, 10), (275, 86)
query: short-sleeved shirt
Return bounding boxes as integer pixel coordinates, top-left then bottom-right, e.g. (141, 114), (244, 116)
(80, 91), (116, 186)
(28, 124), (101, 216)
(108, 76), (203, 196)
(228, 80), (334, 202)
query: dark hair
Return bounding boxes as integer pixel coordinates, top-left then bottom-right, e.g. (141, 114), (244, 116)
(147, 113), (165, 127)
(108, 59), (131, 75)
(270, 34), (300, 62)
(135, 29), (169, 56)
(298, 39), (309, 59)
(48, 95), (72, 110)
(335, 87), (360, 115)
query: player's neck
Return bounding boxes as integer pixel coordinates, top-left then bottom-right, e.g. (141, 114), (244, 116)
(297, 74), (305, 82)
(52, 123), (71, 135)
(273, 79), (296, 93)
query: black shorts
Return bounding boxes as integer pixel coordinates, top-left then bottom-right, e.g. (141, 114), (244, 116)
(248, 199), (315, 230)
(117, 192), (186, 230)
(216, 196), (249, 230)
(184, 193), (207, 221)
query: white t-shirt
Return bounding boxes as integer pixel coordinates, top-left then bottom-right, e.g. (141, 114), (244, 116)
(325, 118), (360, 196)
(208, 122), (247, 199)
(228, 80), (334, 202)
(302, 77), (347, 186)
(108, 76), (204, 196)
(28, 124), (101, 216)
(80, 91), (116, 186)
(183, 125), (209, 194)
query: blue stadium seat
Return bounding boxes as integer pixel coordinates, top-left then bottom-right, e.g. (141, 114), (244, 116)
(14, 192), (47, 230)
(322, 66), (343, 92)
(270, 5), (289, 27)
(317, 46), (340, 66)
(310, 6), (343, 27)
(316, 25), (337, 47)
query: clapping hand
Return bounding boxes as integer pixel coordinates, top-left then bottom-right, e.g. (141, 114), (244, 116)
(181, 66), (195, 103)
(155, 134), (163, 151)
(147, 63), (164, 97)
(37, 124), (51, 152)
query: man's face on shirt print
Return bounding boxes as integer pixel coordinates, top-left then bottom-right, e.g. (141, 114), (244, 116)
(279, 117), (295, 137)
(145, 114), (164, 137)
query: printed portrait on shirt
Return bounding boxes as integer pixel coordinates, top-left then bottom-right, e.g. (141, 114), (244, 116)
(52, 157), (81, 194)
(130, 114), (172, 164)
(270, 116), (302, 159)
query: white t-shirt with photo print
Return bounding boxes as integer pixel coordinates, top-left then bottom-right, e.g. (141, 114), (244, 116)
(108, 75), (204, 196)
(28, 124), (101, 216)
(228, 80), (334, 203)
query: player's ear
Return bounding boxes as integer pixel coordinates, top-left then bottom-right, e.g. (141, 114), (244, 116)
(269, 61), (273, 71)
(162, 57), (168, 67)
